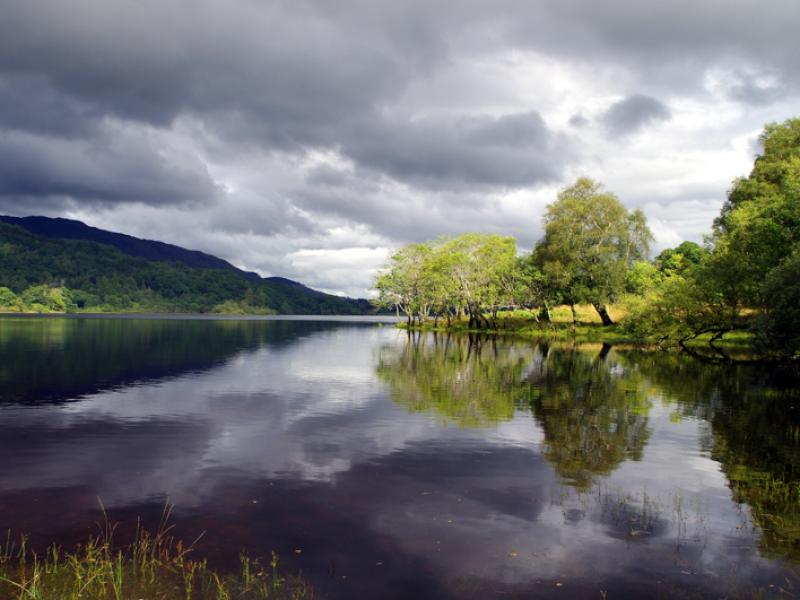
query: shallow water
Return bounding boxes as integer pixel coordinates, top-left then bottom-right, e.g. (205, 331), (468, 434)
(1, 316), (799, 599)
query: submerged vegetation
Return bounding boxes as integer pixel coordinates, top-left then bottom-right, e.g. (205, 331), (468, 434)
(374, 117), (800, 360)
(0, 510), (312, 600)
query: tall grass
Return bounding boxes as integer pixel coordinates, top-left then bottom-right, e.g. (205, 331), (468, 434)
(0, 505), (313, 600)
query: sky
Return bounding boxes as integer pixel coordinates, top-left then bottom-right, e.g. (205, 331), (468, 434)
(0, 0), (798, 297)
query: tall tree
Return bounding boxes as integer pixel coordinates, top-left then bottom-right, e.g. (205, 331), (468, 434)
(711, 117), (800, 308)
(441, 233), (518, 327)
(373, 242), (434, 324)
(532, 178), (652, 325)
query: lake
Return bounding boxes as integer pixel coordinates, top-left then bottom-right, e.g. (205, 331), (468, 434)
(1, 316), (799, 599)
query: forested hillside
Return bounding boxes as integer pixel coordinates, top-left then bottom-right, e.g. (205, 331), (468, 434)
(0, 221), (372, 314)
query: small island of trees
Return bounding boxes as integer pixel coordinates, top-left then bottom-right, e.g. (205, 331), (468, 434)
(373, 117), (800, 359)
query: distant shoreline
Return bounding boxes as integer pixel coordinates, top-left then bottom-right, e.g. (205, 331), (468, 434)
(0, 312), (401, 322)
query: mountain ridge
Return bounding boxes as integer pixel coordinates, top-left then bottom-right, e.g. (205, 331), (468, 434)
(0, 216), (374, 314)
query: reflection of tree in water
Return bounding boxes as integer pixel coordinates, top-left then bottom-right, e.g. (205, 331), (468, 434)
(379, 333), (800, 561)
(527, 344), (652, 490)
(377, 334), (653, 488)
(625, 351), (800, 562)
(376, 332), (539, 427)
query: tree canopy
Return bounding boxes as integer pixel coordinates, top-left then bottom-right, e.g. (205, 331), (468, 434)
(531, 177), (651, 325)
(373, 233), (523, 327)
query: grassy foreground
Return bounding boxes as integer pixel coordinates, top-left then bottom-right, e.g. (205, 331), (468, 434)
(0, 516), (313, 600)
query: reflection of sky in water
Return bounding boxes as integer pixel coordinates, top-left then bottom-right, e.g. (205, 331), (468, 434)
(0, 321), (796, 599)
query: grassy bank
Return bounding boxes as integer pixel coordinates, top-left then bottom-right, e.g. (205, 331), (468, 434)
(0, 519), (313, 600)
(398, 306), (754, 349)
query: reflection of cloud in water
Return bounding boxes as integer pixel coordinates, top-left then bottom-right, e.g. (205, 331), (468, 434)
(0, 327), (546, 506)
(1, 324), (797, 598)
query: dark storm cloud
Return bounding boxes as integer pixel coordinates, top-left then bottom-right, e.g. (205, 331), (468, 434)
(0, 0), (439, 139)
(0, 126), (220, 212)
(0, 0), (795, 204)
(343, 111), (573, 188)
(0, 75), (99, 138)
(601, 94), (672, 137)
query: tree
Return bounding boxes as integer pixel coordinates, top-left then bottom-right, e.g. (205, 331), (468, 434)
(20, 285), (75, 313)
(0, 287), (19, 311)
(440, 233), (518, 328)
(654, 241), (709, 277)
(373, 233), (520, 327)
(532, 178), (652, 325)
(752, 251), (800, 358)
(373, 242), (434, 324)
(711, 118), (800, 308)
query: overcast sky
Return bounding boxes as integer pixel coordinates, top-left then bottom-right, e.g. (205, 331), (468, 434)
(1, 0), (798, 297)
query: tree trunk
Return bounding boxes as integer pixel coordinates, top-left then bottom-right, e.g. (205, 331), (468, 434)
(570, 304), (578, 326)
(538, 303), (551, 322)
(593, 303), (614, 326)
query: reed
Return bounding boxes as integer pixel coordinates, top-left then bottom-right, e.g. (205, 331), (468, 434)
(0, 505), (312, 600)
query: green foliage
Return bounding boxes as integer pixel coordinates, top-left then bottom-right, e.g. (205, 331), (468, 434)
(625, 118), (800, 355)
(622, 274), (723, 344)
(712, 117), (800, 307)
(532, 177), (652, 324)
(0, 222), (367, 314)
(20, 285), (75, 313)
(653, 241), (708, 277)
(753, 251), (800, 358)
(373, 242), (436, 319)
(373, 233), (520, 326)
(625, 259), (661, 295)
(0, 286), (20, 312)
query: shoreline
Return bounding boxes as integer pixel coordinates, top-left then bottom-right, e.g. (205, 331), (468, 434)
(0, 312), (401, 322)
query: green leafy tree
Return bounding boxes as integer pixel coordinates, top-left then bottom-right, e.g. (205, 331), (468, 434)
(625, 259), (661, 295)
(0, 287), (20, 311)
(621, 271), (740, 346)
(532, 178), (652, 325)
(653, 241), (709, 277)
(373, 233), (520, 327)
(19, 285), (74, 312)
(373, 242), (434, 324)
(440, 233), (518, 327)
(711, 118), (800, 308)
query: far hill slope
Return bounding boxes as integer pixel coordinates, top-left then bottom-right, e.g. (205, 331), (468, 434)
(0, 218), (374, 315)
(0, 215), (261, 279)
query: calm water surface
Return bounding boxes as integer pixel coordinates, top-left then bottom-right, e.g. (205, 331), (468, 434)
(1, 316), (799, 599)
